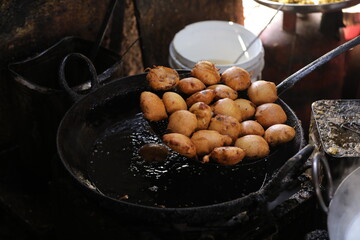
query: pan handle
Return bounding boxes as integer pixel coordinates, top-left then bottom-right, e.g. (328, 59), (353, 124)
(258, 144), (315, 202)
(224, 144), (315, 227)
(277, 35), (360, 96)
(312, 151), (334, 214)
(58, 53), (100, 102)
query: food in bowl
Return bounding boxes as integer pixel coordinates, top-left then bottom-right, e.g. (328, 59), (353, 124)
(270, 0), (343, 4)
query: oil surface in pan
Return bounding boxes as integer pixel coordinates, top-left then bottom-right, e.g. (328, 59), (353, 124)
(86, 94), (268, 208)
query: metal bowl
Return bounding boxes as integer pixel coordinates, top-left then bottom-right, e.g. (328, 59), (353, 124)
(254, 0), (359, 13)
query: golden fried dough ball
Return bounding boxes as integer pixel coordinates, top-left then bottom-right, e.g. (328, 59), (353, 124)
(191, 130), (232, 156)
(208, 114), (241, 142)
(234, 135), (270, 159)
(163, 133), (197, 158)
(239, 120), (265, 137)
(177, 77), (206, 95)
(264, 124), (296, 147)
(203, 146), (246, 165)
(247, 80), (278, 106)
(191, 61), (221, 85)
(146, 66), (179, 91)
(189, 102), (212, 130)
(234, 98), (256, 121)
(162, 92), (187, 114)
(140, 91), (168, 121)
(167, 110), (197, 137)
(207, 84), (238, 100)
(221, 66), (251, 91)
(186, 89), (216, 107)
(255, 103), (287, 128)
(212, 98), (242, 121)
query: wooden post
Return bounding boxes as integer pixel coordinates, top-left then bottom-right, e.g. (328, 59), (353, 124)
(282, 12), (297, 33)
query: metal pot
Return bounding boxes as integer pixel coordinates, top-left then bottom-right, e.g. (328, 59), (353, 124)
(329, 166), (360, 240)
(6, 36), (122, 189)
(313, 153), (360, 240)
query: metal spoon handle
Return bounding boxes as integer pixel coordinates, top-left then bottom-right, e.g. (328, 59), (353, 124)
(89, 0), (118, 61)
(312, 152), (334, 214)
(277, 35), (360, 96)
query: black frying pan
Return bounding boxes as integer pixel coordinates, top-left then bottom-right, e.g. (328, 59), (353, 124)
(56, 36), (360, 224)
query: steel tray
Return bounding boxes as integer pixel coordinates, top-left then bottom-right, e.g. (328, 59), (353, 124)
(311, 99), (360, 158)
(255, 0), (359, 13)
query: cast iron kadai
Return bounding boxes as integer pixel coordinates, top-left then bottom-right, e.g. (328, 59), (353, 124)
(56, 36), (360, 225)
(8, 0), (122, 95)
(56, 53), (305, 224)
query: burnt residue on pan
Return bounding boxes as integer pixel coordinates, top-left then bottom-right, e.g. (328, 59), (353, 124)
(312, 99), (360, 158)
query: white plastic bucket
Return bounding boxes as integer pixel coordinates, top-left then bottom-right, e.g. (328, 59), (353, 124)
(169, 20), (265, 81)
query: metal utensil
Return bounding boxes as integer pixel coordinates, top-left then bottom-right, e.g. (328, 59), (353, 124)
(254, 0), (359, 13)
(341, 122), (360, 135)
(233, 3), (284, 64)
(311, 99), (360, 158)
(90, 0), (118, 61)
